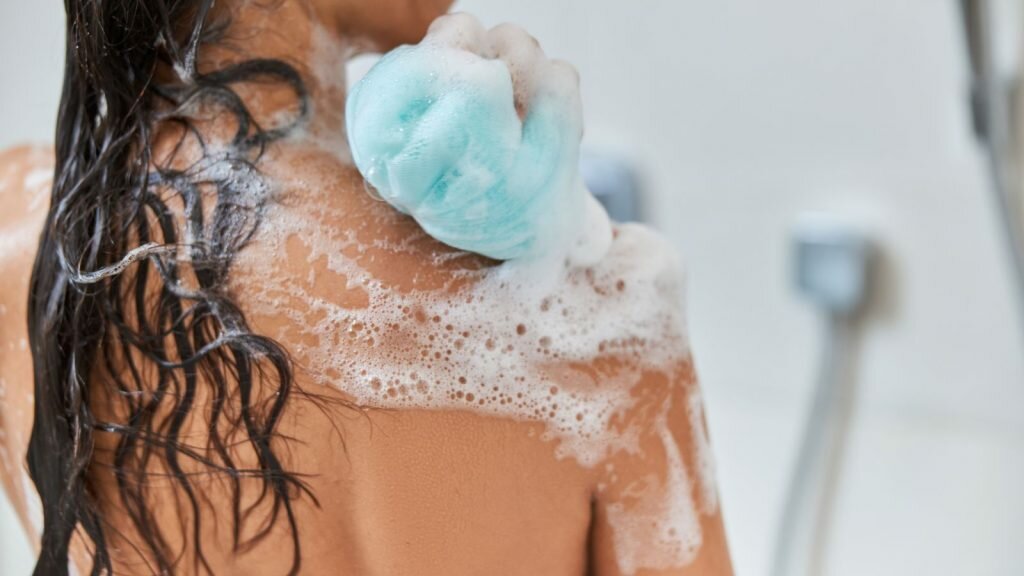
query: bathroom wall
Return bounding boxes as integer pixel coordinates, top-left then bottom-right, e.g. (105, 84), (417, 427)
(2, 0), (1024, 574)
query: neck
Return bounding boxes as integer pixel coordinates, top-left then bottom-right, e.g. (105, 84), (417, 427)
(200, 1), (359, 151)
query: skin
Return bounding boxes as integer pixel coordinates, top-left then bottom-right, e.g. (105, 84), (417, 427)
(0, 1), (734, 574)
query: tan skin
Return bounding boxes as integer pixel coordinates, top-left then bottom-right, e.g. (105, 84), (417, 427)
(0, 1), (733, 574)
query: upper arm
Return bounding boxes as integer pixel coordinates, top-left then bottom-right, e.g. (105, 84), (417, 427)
(0, 143), (53, 544)
(588, 359), (733, 576)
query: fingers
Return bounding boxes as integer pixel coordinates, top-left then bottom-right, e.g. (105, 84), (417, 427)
(486, 23), (545, 114)
(538, 59), (581, 105)
(426, 16), (580, 118)
(486, 26), (580, 122)
(425, 12), (488, 53)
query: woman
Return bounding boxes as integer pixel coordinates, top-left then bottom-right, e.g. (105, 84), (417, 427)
(0, 0), (733, 574)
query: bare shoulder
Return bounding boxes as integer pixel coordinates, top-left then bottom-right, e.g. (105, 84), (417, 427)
(0, 142), (52, 320)
(0, 142), (53, 173)
(235, 144), (493, 299)
(0, 144), (54, 197)
(0, 143), (52, 239)
(0, 143), (52, 335)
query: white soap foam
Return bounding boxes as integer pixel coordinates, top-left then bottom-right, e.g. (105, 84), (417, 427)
(242, 190), (687, 467)
(689, 387), (720, 514)
(606, 413), (704, 573)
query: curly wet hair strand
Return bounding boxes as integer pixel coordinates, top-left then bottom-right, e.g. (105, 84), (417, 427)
(27, 1), (312, 573)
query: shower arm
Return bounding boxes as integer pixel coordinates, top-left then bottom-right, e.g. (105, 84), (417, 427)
(960, 0), (1024, 337)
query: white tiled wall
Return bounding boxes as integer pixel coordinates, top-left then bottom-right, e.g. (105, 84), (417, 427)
(3, 1), (1023, 574)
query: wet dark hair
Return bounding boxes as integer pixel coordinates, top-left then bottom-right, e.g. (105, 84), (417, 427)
(27, 0), (311, 574)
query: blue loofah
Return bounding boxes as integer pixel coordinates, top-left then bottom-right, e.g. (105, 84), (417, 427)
(346, 35), (598, 262)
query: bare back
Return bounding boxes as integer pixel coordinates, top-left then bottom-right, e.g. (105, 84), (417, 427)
(0, 138), (732, 575)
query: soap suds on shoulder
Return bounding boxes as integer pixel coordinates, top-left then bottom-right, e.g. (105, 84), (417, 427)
(237, 164), (718, 574)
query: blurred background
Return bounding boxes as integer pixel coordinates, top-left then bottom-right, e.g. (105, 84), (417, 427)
(3, 0), (1024, 574)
